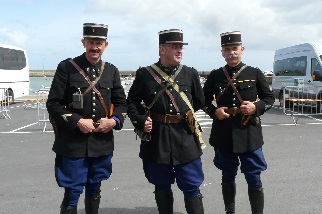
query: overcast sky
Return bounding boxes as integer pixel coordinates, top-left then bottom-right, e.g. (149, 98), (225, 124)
(1, 0), (322, 72)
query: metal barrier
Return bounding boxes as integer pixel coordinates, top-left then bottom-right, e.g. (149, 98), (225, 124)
(36, 90), (49, 132)
(23, 88), (49, 132)
(0, 88), (11, 119)
(283, 85), (322, 124)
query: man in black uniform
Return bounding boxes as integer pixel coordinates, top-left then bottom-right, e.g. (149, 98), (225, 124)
(127, 29), (205, 214)
(46, 23), (127, 214)
(203, 31), (274, 214)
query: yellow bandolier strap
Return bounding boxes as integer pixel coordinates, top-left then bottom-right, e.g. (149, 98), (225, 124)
(151, 64), (206, 149)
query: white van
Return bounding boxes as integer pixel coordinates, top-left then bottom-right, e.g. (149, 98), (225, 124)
(272, 43), (322, 105)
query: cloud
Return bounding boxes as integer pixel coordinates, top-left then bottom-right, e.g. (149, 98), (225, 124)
(0, 28), (28, 46)
(72, 0), (322, 71)
(2, 0), (322, 71)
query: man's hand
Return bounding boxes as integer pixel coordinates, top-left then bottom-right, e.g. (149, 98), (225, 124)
(77, 118), (95, 134)
(93, 118), (116, 133)
(144, 117), (153, 132)
(215, 107), (230, 120)
(240, 101), (256, 115)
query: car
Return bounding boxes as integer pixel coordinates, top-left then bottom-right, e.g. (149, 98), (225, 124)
(263, 70), (273, 76)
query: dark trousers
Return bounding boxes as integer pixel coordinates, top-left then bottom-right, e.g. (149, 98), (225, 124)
(55, 154), (113, 206)
(214, 148), (267, 188)
(143, 158), (204, 197)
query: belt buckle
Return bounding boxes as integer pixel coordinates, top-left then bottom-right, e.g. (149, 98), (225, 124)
(164, 115), (168, 123)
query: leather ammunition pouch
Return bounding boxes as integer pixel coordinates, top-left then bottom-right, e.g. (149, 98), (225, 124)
(184, 110), (195, 134)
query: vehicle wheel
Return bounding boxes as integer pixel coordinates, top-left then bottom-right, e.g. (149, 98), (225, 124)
(317, 93), (322, 113)
(6, 89), (14, 103)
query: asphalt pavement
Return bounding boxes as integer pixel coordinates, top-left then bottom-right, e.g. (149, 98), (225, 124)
(0, 102), (321, 214)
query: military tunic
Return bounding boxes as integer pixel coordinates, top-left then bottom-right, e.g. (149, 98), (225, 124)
(46, 53), (127, 157)
(126, 61), (205, 165)
(203, 62), (274, 153)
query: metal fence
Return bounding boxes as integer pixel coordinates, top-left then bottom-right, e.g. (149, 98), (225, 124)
(283, 85), (322, 124)
(23, 88), (49, 132)
(0, 88), (11, 119)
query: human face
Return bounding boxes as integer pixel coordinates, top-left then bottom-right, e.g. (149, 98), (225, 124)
(82, 38), (108, 64)
(221, 44), (244, 67)
(159, 43), (184, 67)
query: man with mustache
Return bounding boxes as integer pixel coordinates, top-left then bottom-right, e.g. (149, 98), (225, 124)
(127, 29), (205, 213)
(47, 23), (127, 214)
(203, 31), (274, 214)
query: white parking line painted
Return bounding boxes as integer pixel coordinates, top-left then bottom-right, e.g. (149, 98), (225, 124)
(9, 122), (39, 132)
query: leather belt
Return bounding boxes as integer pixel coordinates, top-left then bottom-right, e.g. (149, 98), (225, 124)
(224, 107), (242, 116)
(150, 111), (183, 124)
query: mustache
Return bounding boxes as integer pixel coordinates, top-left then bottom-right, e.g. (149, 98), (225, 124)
(89, 49), (100, 53)
(225, 54), (239, 59)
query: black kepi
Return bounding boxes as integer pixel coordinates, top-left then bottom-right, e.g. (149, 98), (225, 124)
(159, 29), (188, 45)
(220, 31), (242, 47)
(83, 23), (108, 39)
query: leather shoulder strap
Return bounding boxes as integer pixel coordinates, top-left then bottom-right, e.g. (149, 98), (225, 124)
(146, 66), (180, 113)
(222, 65), (247, 103)
(69, 59), (109, 117)
(150, 64), (206, 149)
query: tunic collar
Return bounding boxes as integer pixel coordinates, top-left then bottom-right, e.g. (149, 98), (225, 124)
(156, 60), (179, 75)
(79, 53), (103, 75)
(225, 62), (245, 71)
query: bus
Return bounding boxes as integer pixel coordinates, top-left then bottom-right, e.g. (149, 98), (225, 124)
(0, 43), (30, 102)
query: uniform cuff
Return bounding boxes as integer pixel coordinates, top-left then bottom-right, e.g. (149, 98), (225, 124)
(112, 116), (120, 126)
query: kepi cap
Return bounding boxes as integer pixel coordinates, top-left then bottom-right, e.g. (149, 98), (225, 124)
(159, 29), (188, 45)
(83, 23), (108, 39)
(220, 31), (242, 47)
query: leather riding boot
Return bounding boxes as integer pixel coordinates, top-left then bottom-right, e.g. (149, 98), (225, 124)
(84, 182), (101, 214)
(222, 183), (236, 214)
(154, 189), (174, 214)
(84, 194), (100, 214)
(60, 194), (77, 214)
(60, 205), (77, 214)
(248, 187), (264, 214)
(184, 194), (204, 214)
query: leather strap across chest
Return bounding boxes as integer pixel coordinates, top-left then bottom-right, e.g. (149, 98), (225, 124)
(69, 59), (109, 117)
(222, 65), (247, 103)
(145, 65), (182, 113)
(222, 65), (257, 125)
(149, 64), (206, 149)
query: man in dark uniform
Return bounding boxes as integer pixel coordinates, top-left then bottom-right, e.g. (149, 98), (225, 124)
(203, 31), (274, 214)
(126, 29), (205, 214)
(46, 23), (127, 214)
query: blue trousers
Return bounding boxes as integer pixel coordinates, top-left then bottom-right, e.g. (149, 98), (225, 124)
(143, 158), (204, 198)
(214, 148), (267, 188)
(55, 154), (113, 207)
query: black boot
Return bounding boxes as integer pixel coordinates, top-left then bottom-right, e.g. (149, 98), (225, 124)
(84, 183), (101, 214)
(60, 205), (77, 214)
(60, 191), (77, 214)
(154, 189), (174, 214)
(222, 183), (236, 214)
(184, 194), (204, 214)
(248, 187), (264, 214)
(84, 195), (100, 214)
